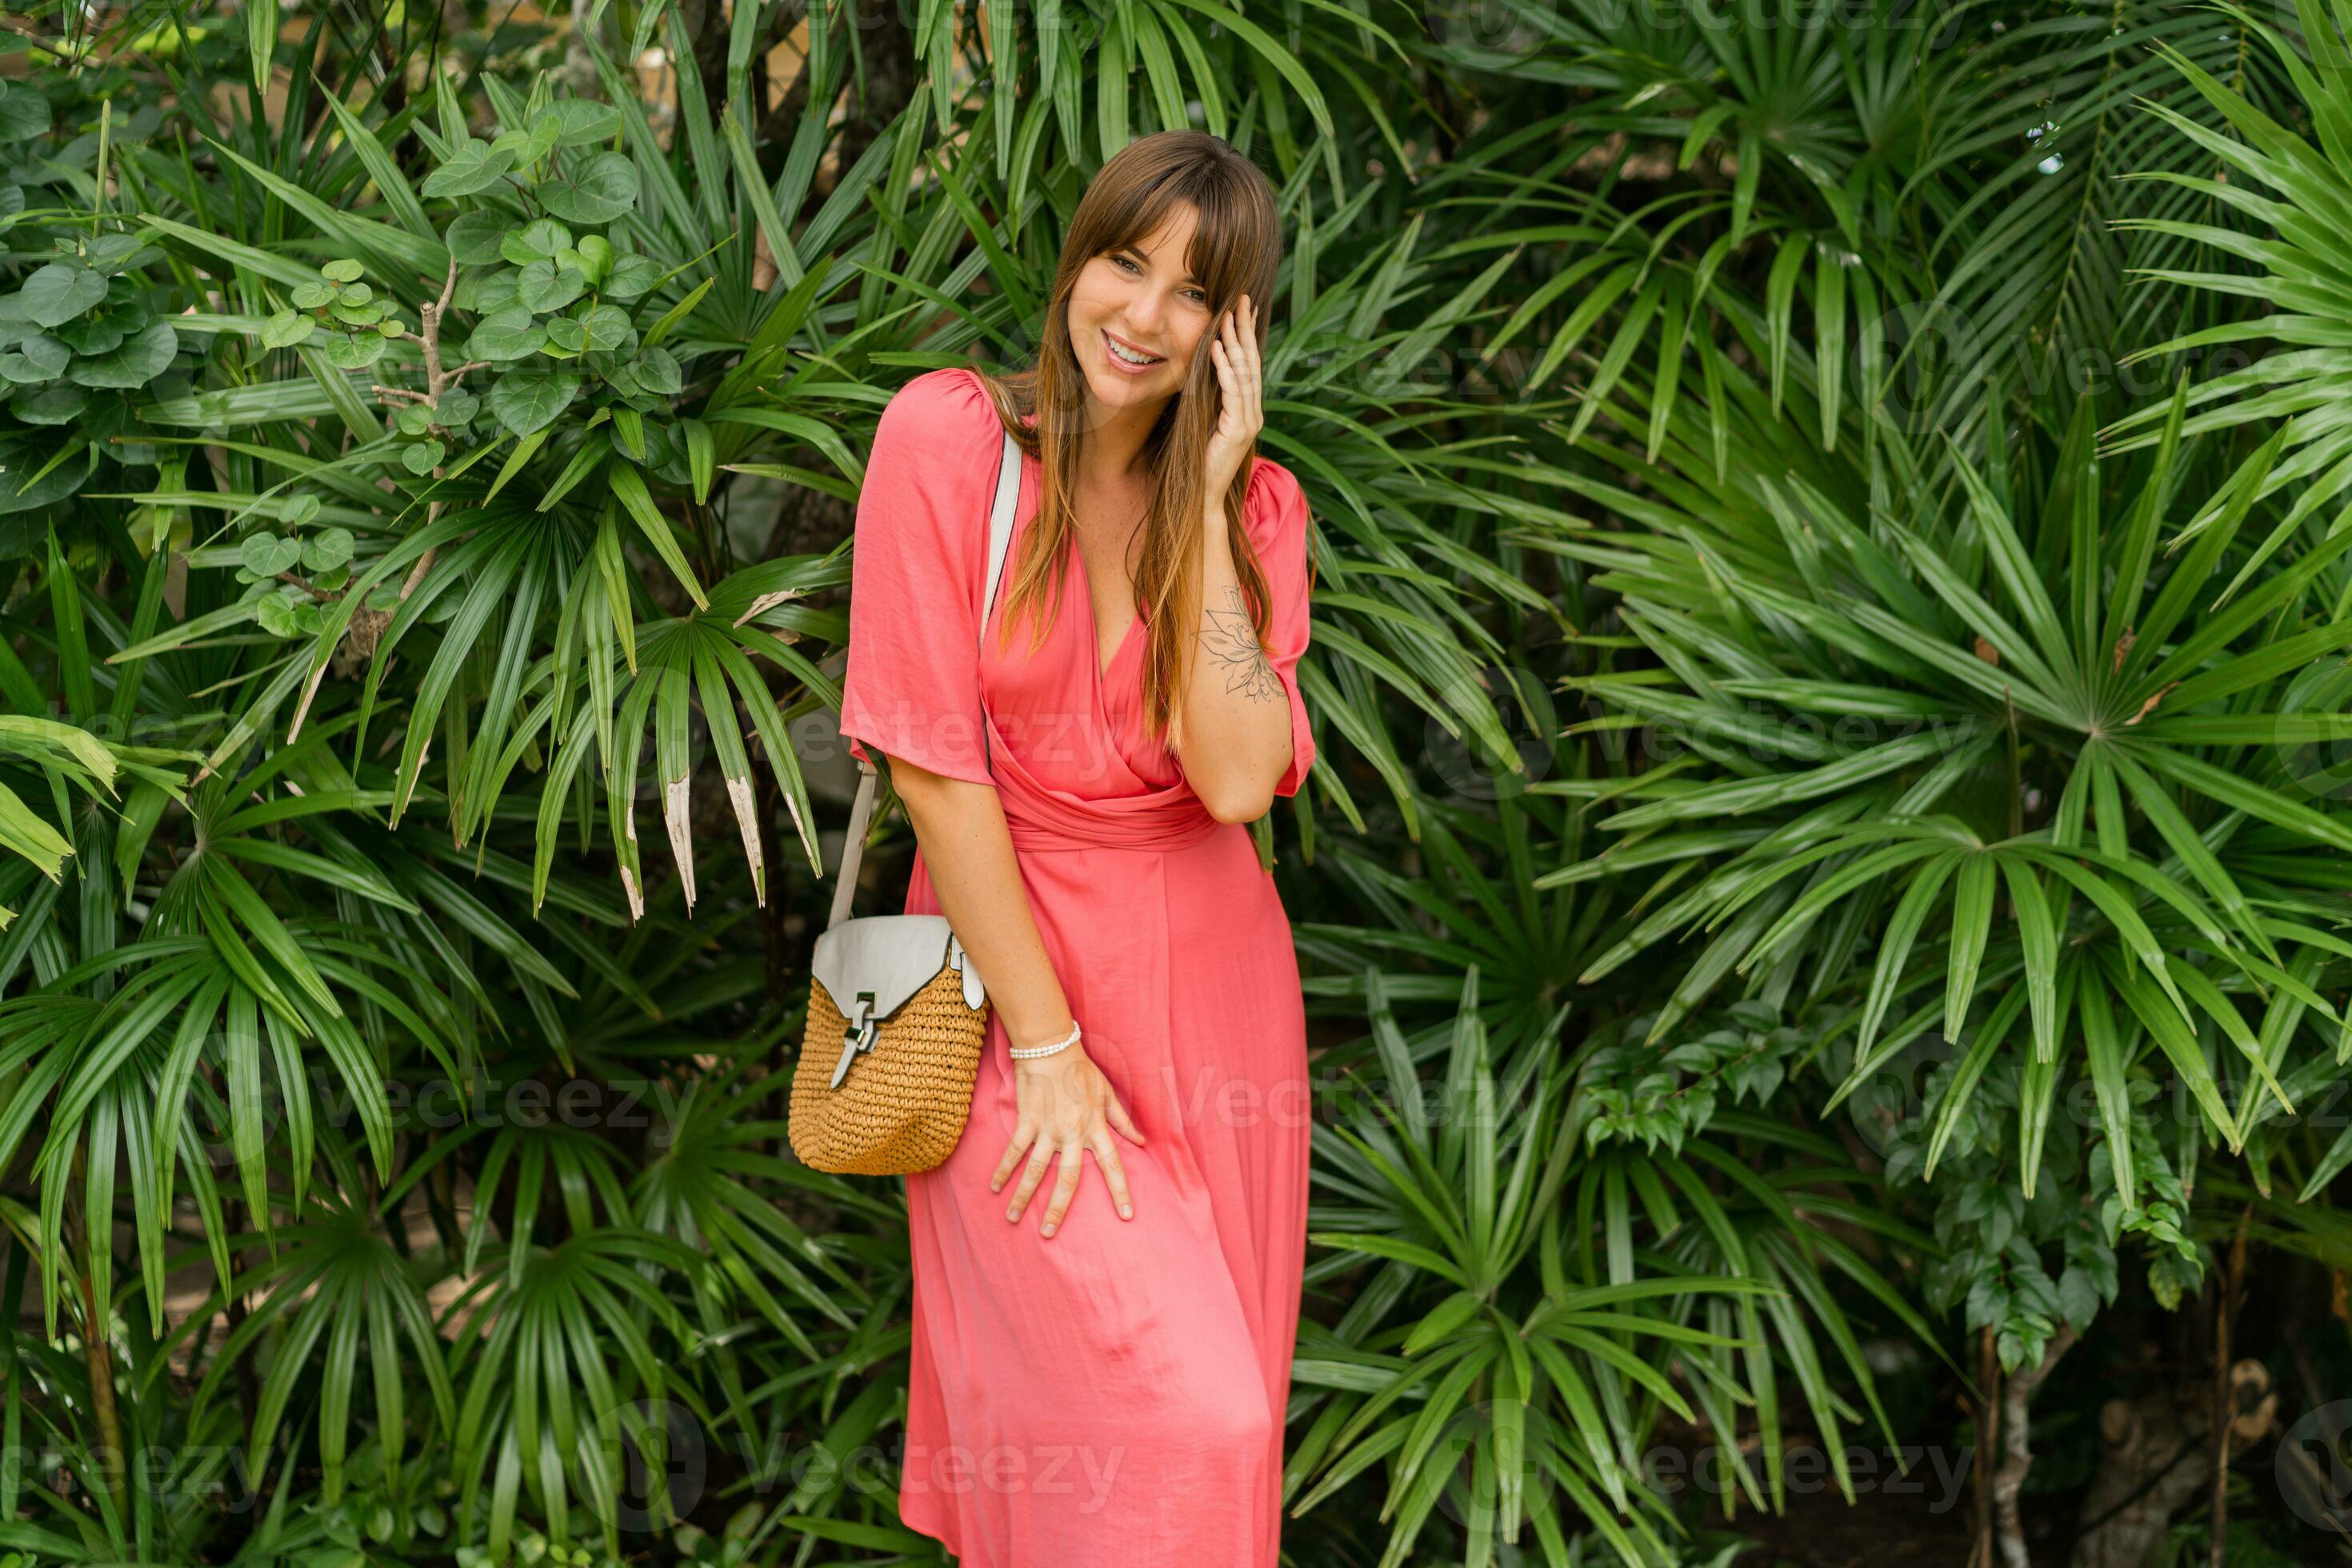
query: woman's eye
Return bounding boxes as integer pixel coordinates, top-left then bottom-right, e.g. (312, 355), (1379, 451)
(1108, 254), (1202, 302)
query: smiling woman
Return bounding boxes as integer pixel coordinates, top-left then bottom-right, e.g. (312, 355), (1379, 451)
(842, 365), (1318, 1568)
(833, 130), (1319, 1567)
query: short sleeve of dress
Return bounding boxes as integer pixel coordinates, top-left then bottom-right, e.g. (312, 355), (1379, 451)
(1247, 458), (1319, 798)
(838, 367), (1006, 786)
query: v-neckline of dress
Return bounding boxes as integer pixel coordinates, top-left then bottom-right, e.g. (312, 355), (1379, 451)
(1026, 446), (1142, 686)
(1077, 536), (1142, 685)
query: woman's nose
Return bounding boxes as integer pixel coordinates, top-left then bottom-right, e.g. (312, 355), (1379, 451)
(1124, 294), (1174, 334)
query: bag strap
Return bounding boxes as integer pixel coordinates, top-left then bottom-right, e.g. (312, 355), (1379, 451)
(829, 425), (1024, 929)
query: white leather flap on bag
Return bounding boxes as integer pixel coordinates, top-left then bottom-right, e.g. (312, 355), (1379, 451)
(811, 914), (987, 1020)
(951, 933), (985, 1008)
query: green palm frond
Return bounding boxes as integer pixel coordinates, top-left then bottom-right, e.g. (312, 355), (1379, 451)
(1554, 306), (2352, 1210)
(1294, 970), (1828, 1558)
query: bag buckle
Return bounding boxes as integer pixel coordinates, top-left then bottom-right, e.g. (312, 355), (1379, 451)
(828, 994), (879, 1089)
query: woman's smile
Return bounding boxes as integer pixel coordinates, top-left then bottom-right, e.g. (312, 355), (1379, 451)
(1101, 327), (1166, 372)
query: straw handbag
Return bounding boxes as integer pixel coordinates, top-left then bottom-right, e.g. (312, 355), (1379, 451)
(788, 424), (1024, 1175)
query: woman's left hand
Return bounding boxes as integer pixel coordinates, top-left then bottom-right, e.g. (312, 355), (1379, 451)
(1203, 293), (1262, 502)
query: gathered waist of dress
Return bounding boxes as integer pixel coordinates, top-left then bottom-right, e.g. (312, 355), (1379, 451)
(983, 712), (1223, 855)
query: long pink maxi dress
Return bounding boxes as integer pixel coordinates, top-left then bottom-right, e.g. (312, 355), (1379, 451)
(835, 366), (1319, 1566)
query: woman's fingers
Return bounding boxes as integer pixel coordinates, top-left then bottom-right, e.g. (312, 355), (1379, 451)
(988, 1118), (1036, 1194)
(1223, 294), (1261, 434)
(1209, 295), (1266, 490)
(1244, 298), (1263, 426)
(1092, 1128), (1135, 1219)
(1039, 1142), (1084, 1237)
(994, 1058), (1142, 1235)
(1004, 1134), (1057, 1220)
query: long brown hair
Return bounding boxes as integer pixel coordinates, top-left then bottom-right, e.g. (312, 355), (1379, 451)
(971, 130), (1286, 757)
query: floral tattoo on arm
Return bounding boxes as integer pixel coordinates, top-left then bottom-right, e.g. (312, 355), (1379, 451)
(1199, 584), (1282, 702)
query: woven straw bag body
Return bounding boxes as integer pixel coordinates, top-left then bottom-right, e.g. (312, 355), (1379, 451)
(788, 422), (1024, 1176)
(791, 938), (987, 1174)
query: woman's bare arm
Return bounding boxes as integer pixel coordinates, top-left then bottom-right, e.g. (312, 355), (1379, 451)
(885, 758), (1074, 1050)
(885, 753), (1145, 1234)
(1172, 514), (1295, 822)
(1175, 295), (1298, 821)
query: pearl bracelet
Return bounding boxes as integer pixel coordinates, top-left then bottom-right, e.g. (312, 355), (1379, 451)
(1008, 1019), (1082, 1059)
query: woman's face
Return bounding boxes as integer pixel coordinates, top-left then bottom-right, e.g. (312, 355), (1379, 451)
(1067, 203), (1214, 419)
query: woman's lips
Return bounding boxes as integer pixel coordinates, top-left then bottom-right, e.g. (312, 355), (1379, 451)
(1101, 328), (1164, 374)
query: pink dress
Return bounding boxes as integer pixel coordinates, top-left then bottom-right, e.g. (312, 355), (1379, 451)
(836, 366), (1318, 1566)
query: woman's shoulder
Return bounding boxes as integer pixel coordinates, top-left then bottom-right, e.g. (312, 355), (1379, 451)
(858, 369), (1008, 559)
(881, 365), (1003, 448)
(1244, 452), (1309, 543)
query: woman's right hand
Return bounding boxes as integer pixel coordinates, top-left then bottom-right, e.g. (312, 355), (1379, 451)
(991, 1041), (1144, 1238)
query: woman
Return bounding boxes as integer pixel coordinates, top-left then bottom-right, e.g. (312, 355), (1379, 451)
(834, 130), (1319, 1566)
